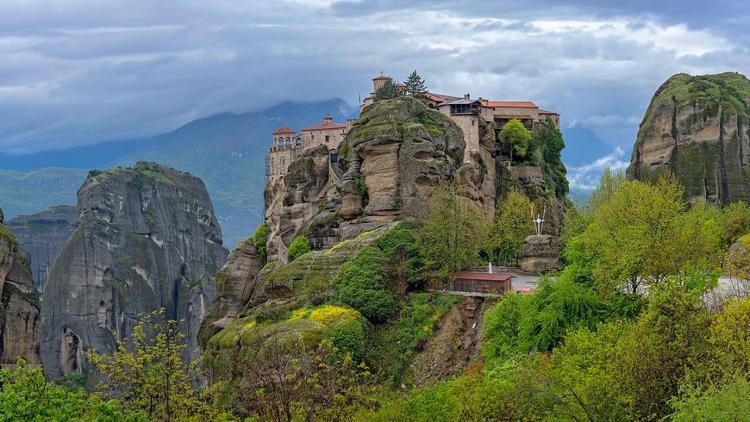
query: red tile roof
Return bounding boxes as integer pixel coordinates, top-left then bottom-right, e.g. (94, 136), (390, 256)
(302, 121), (346, 131)
(373, 75), (390, 80)
(273, 126), (296, 135)
(482, 100), (539, 109)
(454, 272), (512, 282)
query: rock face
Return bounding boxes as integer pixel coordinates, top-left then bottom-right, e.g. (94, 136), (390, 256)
(628, 72), (750, 204)
(0, 219), (41, 367)
(264, 96), (466, 261)
(519, 234), (561, 274)
(40, 162), (228, 380)
(7, 205), (78, 296)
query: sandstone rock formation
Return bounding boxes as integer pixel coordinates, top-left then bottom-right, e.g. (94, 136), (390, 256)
(0, 218), (40, 367)
(264, 96), (466, 261)
(8, 205), (78, 296)
(628, 72), (750, 204)
(40, 162), (228, 380)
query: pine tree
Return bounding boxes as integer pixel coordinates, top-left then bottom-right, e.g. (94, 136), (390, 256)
(404, 70), (428, 97)
(374, 78), (403, 101)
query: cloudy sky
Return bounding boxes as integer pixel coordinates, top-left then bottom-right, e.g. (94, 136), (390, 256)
(2, 0), (749, 190)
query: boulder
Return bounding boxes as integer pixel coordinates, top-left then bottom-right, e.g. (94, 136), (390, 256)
(519, 234), (561, 274)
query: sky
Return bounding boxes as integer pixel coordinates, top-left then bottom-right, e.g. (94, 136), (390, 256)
(2, 0), (749, 192)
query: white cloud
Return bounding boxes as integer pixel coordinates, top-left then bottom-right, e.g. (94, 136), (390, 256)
(567, 147), (630, 192)
(0, 1), (747, 154)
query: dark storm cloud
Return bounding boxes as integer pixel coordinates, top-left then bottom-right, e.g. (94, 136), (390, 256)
(0, 0), (748, 191)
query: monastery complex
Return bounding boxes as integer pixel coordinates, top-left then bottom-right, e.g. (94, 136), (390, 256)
(266, 75), (560, 178)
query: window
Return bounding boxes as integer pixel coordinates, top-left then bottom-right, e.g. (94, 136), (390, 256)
(325, 135), (330, 143)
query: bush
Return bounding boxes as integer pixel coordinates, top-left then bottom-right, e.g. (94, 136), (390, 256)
(324, 319), (367, 363)
(333, 247), (399, 323)
(288, 235), (311, 261)
(252, 223), (270, 260)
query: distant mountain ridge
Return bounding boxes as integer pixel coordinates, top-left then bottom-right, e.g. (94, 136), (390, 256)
(0, 99), (355, 247)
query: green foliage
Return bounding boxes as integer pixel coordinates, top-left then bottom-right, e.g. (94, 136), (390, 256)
(333, 247), (399, 323)
(323, 319), (366, 363)
(403, 70), (428, 97)
(570, 175), (723, 295)
(87, 169), (104, 178)
(374, 222), (424, 288)
(484, 189), (534, 263)
(585, 167), (625, 214)
(720, 201), (750, 246)
(529, 118), (568, 196)
(374, 77), (403, 101)
(288, 235), (311, 261)
(671, 373), (750, 421)
(89, 309), (223, 421)
(416, 182), (488, 280)
(0, 359), (143, 421)
(482, 277), (602, 367)
(252, 223), (270, 260)
(500, 119), (532, 160)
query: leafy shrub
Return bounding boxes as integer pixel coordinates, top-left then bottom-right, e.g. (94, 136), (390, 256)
(288, 235), (311, 261)
(324, 319), (367, 363)
(333, 247), (398, 323)
(252, 223), (270, 260)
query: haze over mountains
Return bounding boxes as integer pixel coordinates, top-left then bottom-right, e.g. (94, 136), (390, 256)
(0, 99), (354, 247)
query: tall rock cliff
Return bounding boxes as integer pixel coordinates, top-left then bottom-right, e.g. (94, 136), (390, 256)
(264, 96), (466, 261)
(8, 205), (77, 297)
(40, 162), (228, 380)
(628, 72), (750, 204)
(0, 211), (41, 367)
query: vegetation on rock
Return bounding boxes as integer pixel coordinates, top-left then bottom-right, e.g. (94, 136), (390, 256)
(288, 235), (311, 261)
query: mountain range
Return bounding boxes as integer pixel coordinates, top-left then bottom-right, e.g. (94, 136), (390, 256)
(0, 99), (354, 247)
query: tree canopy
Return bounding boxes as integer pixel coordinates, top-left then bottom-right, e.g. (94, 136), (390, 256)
(500, 119), (532, 161)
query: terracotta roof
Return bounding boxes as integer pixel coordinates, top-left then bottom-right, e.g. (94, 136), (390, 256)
(494, 114), (533, 120)
(454, 272), (512, 282)
(482, 100), (538, 109)
(302, 121), (346, 131)
(273, 126), (296, 135)
(373, 75), (390, 80)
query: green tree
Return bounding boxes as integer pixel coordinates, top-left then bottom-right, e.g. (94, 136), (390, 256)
(0, 359), (142, 421)
(288, 235), (311, 261)
(333, 247), (399, 323)
(416, 182), (489, 280)
(88, 309), (219, 421)
(500, 119), (532, 162)
(585, 167), (625, 214)
(575, 175), (722, 295)
(252, 223), (270, 262)
(374, 78), (403, 101)
(484, 189), (535, 263)
(403, 70), (428, 97)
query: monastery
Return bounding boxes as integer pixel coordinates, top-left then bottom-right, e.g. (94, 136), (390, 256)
(266, 75), (559, 179)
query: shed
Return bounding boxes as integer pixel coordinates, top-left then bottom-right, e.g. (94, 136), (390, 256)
(452, 271), (512, 295)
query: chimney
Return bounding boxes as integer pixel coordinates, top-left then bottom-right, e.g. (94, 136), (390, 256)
(323, 115), (333, 124)
(464, 93), (470, 100)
